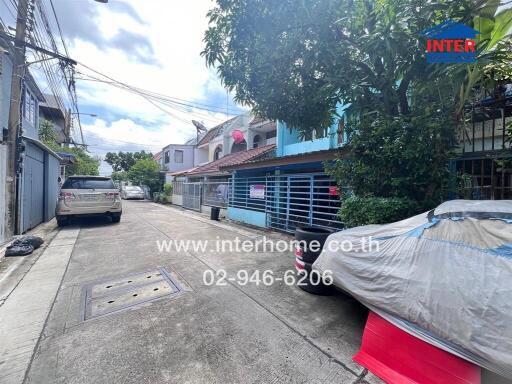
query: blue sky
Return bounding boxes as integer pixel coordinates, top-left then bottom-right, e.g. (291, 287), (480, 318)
(4, 0), (247, 175)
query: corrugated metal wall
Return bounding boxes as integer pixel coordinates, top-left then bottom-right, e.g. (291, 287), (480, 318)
(22, 143), (45, 232)
(0, 145), (7, 243)
(21, 142), (60, 233)
(45, 153), (60, 221)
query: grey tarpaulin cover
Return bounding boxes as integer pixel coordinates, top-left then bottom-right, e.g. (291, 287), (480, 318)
(313, 200), (512, 377)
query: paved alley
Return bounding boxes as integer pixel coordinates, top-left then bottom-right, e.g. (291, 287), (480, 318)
(1, 201), (375, 384)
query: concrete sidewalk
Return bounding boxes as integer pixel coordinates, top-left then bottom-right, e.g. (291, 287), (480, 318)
(0, 228), (79, 384)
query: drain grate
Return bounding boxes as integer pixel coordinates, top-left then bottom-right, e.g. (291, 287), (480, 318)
(81, 267), (185, 321)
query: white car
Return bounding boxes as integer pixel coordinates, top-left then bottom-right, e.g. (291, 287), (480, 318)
(55, 176), (122, 226)
(121, 186), (145, 200)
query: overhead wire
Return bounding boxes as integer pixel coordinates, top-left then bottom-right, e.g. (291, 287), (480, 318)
(1, 0), (16, 21)
(11, 0), (246, 147)
(74, 71), (242, 128)
(75, 72), (227, 125)
(27, 0), (84, 144)
(75, 74), (227, 125)
(75, 63), (245, 116)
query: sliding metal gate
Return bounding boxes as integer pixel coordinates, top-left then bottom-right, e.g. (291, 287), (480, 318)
(266, 174), (342, 232)
(182, 182), (201, 211)
(229, 173), (343, 233)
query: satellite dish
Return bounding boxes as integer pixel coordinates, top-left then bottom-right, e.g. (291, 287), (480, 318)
(192, 120), (207, 132)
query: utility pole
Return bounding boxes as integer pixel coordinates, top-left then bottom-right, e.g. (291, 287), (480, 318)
(64, 108), (71, 147)
(5, 0), (30, 237)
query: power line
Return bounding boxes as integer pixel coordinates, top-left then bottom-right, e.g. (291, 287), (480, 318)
(75, 72), (240, 126)
(47, 0), (68, 57)
(75, 64), (245, 115)
(1, 0), (16, 20)
(27, 0), (83, 145)
(75, 71), (227, 125)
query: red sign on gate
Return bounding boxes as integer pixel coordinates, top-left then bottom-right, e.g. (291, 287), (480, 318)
(329, 186), (339, 196)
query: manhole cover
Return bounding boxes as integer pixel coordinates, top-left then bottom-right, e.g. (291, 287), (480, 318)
(81, 267), (185, 321)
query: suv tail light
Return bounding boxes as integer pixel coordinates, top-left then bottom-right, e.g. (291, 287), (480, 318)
(106, 192), (120, 199)
(59, 192), (75, 201)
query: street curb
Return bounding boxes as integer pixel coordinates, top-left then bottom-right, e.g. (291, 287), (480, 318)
(151, 203), (292, 241)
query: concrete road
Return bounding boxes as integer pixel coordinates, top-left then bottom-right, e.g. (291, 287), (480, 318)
(1, 201), (509, 383)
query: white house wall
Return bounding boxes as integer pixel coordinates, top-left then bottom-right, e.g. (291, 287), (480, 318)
(162, 144), (195, 173)
(194, 147), (209, 166)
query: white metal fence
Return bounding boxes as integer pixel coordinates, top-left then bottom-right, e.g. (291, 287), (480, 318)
(174, 174), (343, 232)
(182, 183), (201, 211)
(202, 181), (230, 208)
(172, 180), (184, 196)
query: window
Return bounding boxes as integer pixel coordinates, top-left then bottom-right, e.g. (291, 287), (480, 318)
(62, 177), (115, 189)
(213, 145), (223, 160)
(266, 130), (276, 139)
(337, 119), (345, 144)
(313, 126), (327, 139)
(23, 88), (36, 125)
(252, 135), (261, 148)
(231, 140), (247, 153)
(174, 150), (184, 163)
(125, 186), (143, 192)
(164, 150), (170, 164)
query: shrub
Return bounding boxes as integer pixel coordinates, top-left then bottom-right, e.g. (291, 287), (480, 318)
(163, 183), (173, 196)
(325, 106), (456, 212)
(339, 196), (418, 228)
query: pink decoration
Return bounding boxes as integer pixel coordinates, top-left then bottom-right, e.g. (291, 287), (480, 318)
(231, 130), (245, 144)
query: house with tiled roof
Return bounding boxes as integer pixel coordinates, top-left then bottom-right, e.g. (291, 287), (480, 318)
(179, 144), (275, 179)
(213, 103), (350, 232)
(160, 112), (277, 215)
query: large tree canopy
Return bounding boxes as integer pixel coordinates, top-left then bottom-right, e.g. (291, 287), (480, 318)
(203, 0), (511, 133)
(104, 151), (154, 173)
(203, 0), (511, 212)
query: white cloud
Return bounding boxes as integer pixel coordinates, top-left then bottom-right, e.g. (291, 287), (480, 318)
(54, 0), (246, 174)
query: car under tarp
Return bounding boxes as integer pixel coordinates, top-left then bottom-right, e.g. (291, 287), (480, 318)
(313, 200), (512, 377)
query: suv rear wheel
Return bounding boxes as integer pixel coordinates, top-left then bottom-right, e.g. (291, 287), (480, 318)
(111, 213), (121, 223)
(56, 216), (68, 227)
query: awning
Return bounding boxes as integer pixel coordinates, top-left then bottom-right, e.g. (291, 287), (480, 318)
(22, 136), (62, 161)
(219, 147), (348, 172)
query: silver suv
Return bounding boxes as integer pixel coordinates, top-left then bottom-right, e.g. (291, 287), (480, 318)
(56, 176), (122, 226)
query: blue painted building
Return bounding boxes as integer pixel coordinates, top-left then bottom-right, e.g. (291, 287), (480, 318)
(220, 106), (349, 233)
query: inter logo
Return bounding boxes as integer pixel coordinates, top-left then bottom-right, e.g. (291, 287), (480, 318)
(420, 20), (479, 63)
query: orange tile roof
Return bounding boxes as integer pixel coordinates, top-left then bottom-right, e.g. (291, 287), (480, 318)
(186, 144), (275, 176)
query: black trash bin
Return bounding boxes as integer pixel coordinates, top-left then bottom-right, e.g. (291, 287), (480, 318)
(210, 206), (221, 221)
(294, 226), (335, 295)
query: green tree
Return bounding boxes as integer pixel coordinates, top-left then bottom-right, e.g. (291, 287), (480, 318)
(203, 0), (512, 213)
(127, 158), (161, 192)
(111, 171), (129, 183)
(326, 89), (456, 210)
(65, 147), (100, 176)
(39, 119), (59, 146)
(39, 119), (99, 176)
(104, 151), (154, 172)
(203, 0), (511, 133)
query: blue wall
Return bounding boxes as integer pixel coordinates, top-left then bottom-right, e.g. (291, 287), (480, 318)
(227, 207), (267, 228)
(276, 103), (349, 157)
